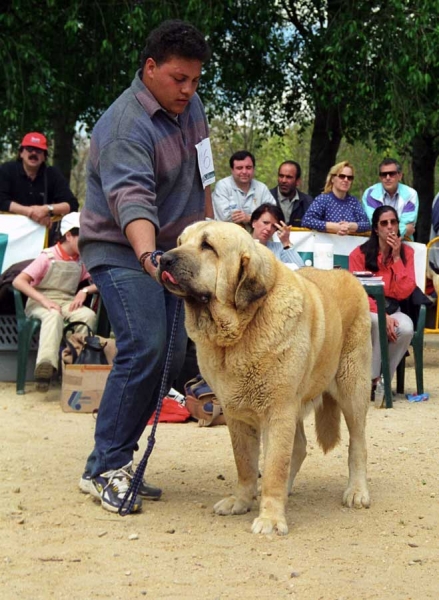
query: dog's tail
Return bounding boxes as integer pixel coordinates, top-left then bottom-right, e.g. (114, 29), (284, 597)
(315, 392), (341, 453)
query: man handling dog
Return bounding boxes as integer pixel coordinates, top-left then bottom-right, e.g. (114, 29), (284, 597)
(78, 20), (212, 513)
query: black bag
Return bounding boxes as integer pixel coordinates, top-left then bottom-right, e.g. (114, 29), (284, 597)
(62, 321), (108, 365)
(384, 297), (400, 315)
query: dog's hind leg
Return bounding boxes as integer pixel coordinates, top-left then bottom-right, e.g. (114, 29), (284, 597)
(213, 417), (259, 516)
(287, 419), (307, 496)
(336, 368), (370, 509)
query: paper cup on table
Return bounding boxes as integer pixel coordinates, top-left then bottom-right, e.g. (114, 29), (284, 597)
(313, 243), (334, 270)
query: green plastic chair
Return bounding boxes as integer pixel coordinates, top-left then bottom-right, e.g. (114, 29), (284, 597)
(396, 303), (426, 395)
(13, 288), (41, 394)
(13, 288), (106, 394)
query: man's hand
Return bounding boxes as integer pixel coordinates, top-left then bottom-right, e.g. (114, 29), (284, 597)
(386, 314), (399, 342)
(27, 205), (52, 226)
(231, 209), (250, 224)
(405, 223), (415, 237)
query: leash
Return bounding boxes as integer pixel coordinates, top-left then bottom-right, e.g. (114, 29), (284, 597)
(118, 297), (183, 516)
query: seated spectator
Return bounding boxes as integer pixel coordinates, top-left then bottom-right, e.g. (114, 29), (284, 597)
(302, 161), (370, 235)
(250, 203), (304, 269)
(12, 212), (98, 392)
(212, 150), (275, 231)
(0, 132), (78, 226)
(362, 158), (418, 239)
(270, 160), (313, 227)
(349, 206), (416, 404)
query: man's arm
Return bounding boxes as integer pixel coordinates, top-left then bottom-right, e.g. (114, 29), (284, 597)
(212, 179), (234, 222)
(125, 218), (157, 277)
(398, 188), (419, 238)
(204, 185), (214, 219)
(361, 186), (376, 227)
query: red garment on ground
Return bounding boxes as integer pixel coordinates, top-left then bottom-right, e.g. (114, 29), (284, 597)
(147, 397), (191, 424)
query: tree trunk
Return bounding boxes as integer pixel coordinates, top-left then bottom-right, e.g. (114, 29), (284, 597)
(411, 134), (438, 243)
(52, 114), (76, 183)
(308, 103), (343, 198)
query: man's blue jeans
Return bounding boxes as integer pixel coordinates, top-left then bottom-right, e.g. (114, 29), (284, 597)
(84, 265), (187, 477)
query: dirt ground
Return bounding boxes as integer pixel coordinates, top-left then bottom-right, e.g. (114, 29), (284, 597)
(1, 346), (439, 600)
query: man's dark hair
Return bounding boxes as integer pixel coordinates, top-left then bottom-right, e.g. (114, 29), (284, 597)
(140, 20), (210, 71)
(279, 160), (301, 179)
(229, 150), (256, 169)
(359, 205), (406, 271)
(250, 203), (284, 226)
(379, 157), (402, 173)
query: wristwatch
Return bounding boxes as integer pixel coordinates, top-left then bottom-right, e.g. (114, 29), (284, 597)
(47, 204), (54, 217)
(80, 287), (89, 295)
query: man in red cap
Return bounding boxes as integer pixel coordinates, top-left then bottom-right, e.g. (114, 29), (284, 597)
(0, 132), (78, 226)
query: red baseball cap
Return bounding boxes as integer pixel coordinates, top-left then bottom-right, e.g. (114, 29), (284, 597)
(20, 132), (48, 151)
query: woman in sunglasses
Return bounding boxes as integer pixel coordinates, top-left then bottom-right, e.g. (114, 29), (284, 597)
(302, 160), (370, 235)
(349, 206), (416, 402)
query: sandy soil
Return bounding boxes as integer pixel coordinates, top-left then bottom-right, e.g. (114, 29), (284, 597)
(1, 347), (439, 600)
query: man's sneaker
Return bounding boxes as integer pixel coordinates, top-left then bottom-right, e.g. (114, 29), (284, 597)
(34, 361), (54, 392)
(79, 462), (162, 505)
(79, 463), (142, 513)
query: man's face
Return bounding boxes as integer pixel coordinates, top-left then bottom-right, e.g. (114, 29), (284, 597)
(379, 163), (402, 195)
(142, 56), (202, 115)
(231, 156), (255, 186)
(278, 164), (300, 196)
(20, 146), (45, 171)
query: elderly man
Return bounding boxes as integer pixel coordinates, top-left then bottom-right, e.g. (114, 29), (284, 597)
(0, 132), (78, 226)
(212, 150), (274, 229)
(270, 160), (313, 227)
(362, 158), (418, 238)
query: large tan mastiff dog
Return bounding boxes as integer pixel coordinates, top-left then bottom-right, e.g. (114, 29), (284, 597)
(158, 221), (372, 535)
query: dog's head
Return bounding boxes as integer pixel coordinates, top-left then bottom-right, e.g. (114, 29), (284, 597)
(157, 221), (277, 345)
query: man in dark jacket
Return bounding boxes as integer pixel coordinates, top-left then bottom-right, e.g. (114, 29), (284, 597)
(270, 160), (313, 227)
(0, 132), (78, 226)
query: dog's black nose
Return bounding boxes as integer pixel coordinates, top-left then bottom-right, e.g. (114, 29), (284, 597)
(160, 252), (176, 269)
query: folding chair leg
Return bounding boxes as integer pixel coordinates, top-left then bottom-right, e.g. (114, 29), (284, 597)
(16, 322), (39, 394)
(412, 337), (424, 395)
(396, 357), (405, 395)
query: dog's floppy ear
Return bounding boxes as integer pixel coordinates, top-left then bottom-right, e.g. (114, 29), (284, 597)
(235, 251), (268, 311)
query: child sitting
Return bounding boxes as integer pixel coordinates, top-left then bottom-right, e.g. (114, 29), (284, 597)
(13, 212), (98, 392)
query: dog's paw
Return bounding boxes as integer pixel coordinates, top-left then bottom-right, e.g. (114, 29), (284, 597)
(213, 495), (252, 515)
(251, 516), (288, 536)
(342, 485), (371, 509)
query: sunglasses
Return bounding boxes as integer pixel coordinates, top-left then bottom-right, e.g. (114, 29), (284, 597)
(379, 170), (398, 178)
(336, 174), (354, 181)
(378, 218), (398, 226)
(23, 146), (44, 154)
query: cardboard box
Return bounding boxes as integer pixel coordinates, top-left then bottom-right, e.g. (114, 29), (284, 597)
(61, 364), (112, 413)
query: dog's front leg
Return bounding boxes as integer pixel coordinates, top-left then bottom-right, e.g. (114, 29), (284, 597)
(252, 411), (298, 536)
(213, 417), (259, 516)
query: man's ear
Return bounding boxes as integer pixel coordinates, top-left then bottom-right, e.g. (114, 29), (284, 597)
(234, 252), (268, 311)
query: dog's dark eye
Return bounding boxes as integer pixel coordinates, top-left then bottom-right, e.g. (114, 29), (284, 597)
(201, 240), (214, 252)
